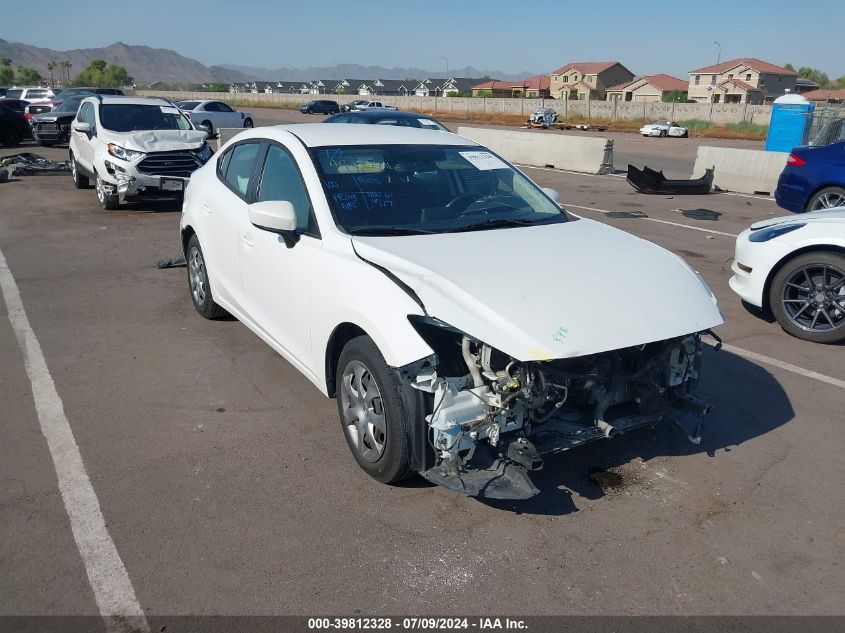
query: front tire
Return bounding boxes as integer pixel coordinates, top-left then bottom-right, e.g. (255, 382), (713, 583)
(95, 173), (119, 210)
(336, 336), (414, 483)
(769, 252), (845, 344)
(202, 120), (214, 137)
(243, 118), (254, 128)
(806, 186), (845, 212)
(186, 235), (228, 320)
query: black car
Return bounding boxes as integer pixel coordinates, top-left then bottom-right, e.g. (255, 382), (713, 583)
(0, 98), (31, 115)
(323, 110), (450, 131)
(0, 104), (31, 146)
(30, 95), (87, 146)
(299, 99), (340, 115)
(51, 86), (122, 107)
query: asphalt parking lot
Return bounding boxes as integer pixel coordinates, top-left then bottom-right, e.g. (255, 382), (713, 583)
(1, 133), (843, 626)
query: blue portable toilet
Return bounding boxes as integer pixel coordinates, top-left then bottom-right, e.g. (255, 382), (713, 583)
(765, 92), (815, 152)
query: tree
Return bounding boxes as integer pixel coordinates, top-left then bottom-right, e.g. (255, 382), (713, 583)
(785, 63), (832, 88)
(0, 58), (13, 86)
(662, 89), (688, 102)
(72, 59), (132, 87)
(15, 66), (42, 84)
(60, 60), (72, 84)
(47, 61), (57, 86)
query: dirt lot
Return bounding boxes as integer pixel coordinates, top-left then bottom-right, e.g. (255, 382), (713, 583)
(1, 138), (843, 627)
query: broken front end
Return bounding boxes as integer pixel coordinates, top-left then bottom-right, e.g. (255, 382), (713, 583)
(402, 317), (714, 500)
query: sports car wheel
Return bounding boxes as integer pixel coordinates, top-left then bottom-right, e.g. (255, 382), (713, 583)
(770, 252), (845, 344)
(336, 336), (414, 483)
(807, 187), (845, 212)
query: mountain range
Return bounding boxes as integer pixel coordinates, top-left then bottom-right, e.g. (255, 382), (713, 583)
(0, 40), (534, 86)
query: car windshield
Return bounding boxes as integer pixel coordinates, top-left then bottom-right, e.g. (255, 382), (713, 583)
(55, 96), (86, 113)
(6, 89), (22, 99)
(177, 101), (201, 110)
(99, 104), (193, 132)
(655, 120), (670, 126)
(311, 144), (567, 235)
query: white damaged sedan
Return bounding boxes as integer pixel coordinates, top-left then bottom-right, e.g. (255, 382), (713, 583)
(640, 120), (689, 138)
(180, 124), (723, 499)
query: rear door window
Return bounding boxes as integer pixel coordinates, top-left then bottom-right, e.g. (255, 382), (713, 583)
(221, 142), (262, 198)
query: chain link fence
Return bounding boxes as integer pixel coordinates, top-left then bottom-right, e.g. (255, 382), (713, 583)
(810, 103), (845, 145)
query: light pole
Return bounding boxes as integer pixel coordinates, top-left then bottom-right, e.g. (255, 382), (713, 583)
(713, 41), (721, 67)
(439, 56), (449, 78)
(712, 41), (722, 103)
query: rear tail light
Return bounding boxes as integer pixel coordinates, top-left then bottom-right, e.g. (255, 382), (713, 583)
(787, 153), (806, 166)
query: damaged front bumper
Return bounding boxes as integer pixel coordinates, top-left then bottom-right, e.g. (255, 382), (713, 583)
(102, 160), (188, 203)
(405, 326), (715, 500)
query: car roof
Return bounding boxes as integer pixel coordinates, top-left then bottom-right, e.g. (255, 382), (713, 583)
(232, 123), (479, 148)
(83, 95), (174, 106)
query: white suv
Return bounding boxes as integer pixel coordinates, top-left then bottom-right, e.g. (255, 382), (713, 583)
(69, 95), (213, 209)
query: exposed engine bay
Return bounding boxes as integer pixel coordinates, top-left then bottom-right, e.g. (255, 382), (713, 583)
(404, 317), (715, 499)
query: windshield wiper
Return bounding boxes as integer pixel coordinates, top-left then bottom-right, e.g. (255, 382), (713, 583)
(351, 226), (436, 236)
(443, 217), (549, 233)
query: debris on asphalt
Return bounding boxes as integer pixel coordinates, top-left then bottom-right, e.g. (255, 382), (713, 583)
(0, 153), (70, 176)
(627, 163), (714, 195)
(680, 208), (722, 221)
(155, 256), (187, 269)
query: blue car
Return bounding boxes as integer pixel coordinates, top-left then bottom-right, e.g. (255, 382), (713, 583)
(775, 123), (845, 213)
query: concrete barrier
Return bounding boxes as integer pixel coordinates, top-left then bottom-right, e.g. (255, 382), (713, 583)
(457, 126), (613, 174)
(692, 146), (788, 195)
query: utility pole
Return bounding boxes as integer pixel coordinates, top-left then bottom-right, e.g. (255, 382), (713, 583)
(439, 56), (449, 79)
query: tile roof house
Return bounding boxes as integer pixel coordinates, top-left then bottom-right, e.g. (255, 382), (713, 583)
(549, 61), (635, 100)
(413, 78), (486, 97)
(687, 58), (797, 104)
(471, 75), (551, 98)
(606, 74), (688, 102)
(800, 88), (845, 103)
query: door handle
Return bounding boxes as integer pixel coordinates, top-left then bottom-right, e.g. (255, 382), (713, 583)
(201, 202), (211, 215)
(240, 232), (254, 248)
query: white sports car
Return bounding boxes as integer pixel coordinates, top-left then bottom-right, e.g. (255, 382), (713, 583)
(640, 120), (688, 138)
(175, 99), (254, 137)
(180, 124), (723, 498)
(730, 208), (845, 343)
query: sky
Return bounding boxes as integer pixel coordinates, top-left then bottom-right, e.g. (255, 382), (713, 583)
(3, 0), (844, 78)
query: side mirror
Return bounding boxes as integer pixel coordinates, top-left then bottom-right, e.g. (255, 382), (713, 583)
(248, 200), (299, 247)
(542, 187), (560, 203)
(73, 121), (92, 134)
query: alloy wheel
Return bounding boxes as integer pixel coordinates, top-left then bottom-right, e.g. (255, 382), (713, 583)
(812, 191), (845, 210)
(188, 246), (208, 306)
(781, 264), (845, 333)
(339, 360), (387, 463)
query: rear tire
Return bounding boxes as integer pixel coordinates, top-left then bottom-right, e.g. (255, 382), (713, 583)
(336, 335), (415, 484)
(806, 186), (845, 212)
(243, 118), (254, 128)
(186, 235), (228, 320)
(70, 154), (89, 189)
(202, 120), (214, 136)
(769, 251), (845, 344)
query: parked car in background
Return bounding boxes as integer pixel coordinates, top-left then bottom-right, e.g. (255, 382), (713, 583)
(4, 87), (56, 104)
(640, 120), (688, 138)
(0, 88), (7, 98)
(0, 98), (30, 116)
(350, 101), (398, 111)
(324, 110), (449, 131)
(775, 121), (845, 213)
(175, 100), (254, 136)
(300, 100), (340, 115)
(528, 107), (558, 127)
(179, 123), (722, 499)
(51, 87), (123, 108)
(0, 103), (31, 146)
(730, 210), (845, 343)
(341, 99), (369, 112)
(30, 95), (87, 146)
(69, 95), (213, 210)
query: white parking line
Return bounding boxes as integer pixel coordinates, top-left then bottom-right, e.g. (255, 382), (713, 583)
(0, 246), (149, 633)
(708, 339), (845, 391)
(562, 202), (739, 237)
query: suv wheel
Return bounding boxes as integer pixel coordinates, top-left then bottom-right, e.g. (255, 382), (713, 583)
(70, 154), (89, 189)
(95, 173), (120, 210)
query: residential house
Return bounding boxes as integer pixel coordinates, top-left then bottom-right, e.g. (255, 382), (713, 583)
(412, 78), (485, 97)
(549, 62), (635, 100)
(605, 74), (688, 102)
(795, 77), (820, 94)
(471, 75), (551, 98)
(801, 88), (845, 103)
(687, 58), (797, 104)
(356, 79), (414, 96)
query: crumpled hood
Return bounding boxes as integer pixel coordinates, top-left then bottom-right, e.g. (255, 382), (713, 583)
(99, 129), (207, 152)
(750, 208), (845, 229)
(353, 219), (723, 361)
